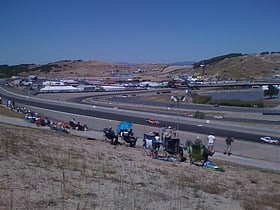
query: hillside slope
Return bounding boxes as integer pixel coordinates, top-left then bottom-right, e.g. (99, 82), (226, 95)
(192, 53), (280, 79)
(1, 53), (280, 80)
(0, 123), (280, 209)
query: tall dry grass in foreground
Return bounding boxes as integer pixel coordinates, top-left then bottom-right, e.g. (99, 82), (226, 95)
(0, 123), (279, 210)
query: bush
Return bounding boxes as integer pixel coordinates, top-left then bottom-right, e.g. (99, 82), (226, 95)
(194, 111), (205, 119)
(192, 95), (212, 104)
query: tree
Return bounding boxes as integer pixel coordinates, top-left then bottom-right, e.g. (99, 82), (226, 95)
(264, 85), (279, 99)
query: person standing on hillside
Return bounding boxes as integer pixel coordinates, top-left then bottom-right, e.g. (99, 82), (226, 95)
(207, 132), (216, 152)
(224, 136), (234, 155)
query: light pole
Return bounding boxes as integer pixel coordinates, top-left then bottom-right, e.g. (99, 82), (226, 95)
(170, 90), (188, 134)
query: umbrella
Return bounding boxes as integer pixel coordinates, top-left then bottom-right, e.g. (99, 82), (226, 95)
(117, 121), (132, 133)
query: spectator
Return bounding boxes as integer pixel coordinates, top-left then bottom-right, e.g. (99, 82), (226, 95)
(7, 99), (11, 108)
(71, 118), (76, 124)
(129, 128), (134, 136)
(12, 99), (15, 109)
(207, 132), (216, 151)
(193, 135), (214, 162)
(172, 128), (177, 137)
(224, 136), (234, 155)
(194, 136), (202, 145)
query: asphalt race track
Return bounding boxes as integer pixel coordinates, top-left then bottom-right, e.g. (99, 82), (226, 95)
(1, 86), (279, 144)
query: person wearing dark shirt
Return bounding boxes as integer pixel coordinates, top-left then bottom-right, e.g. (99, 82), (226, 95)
(224, 136), (234, 155)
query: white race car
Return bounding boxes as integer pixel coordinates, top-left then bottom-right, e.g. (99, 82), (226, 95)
(260, 136), (279, 145)
(214, 115), (224, 119)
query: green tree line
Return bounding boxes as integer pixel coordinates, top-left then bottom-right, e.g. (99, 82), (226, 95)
(0, 64), (60, 78)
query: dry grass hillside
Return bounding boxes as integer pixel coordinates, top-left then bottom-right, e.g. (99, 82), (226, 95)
(0, 108), (280, 210)
(30, 60), (168, 81)
(10, 53), (280, 80)
(191, 54), (280, 80)
(1, 123), (280, 210)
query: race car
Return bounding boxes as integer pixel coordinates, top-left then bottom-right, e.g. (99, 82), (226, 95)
(259, 136), (279, 145)
(146, 118), (160, 125)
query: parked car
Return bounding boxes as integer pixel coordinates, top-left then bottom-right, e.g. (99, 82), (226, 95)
(146, 118), (160, 125)
(259, 136), (279, 145)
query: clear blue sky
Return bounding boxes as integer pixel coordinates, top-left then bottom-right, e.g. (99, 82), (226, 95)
(1, 0), (280, 65)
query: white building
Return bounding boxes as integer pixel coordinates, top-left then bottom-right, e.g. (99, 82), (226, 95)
(40, 85), (83, 93)
(139, 81), (160, 88)
(101, 85), (126, 91)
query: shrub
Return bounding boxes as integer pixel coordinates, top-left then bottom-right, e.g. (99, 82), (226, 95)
(192, 95), (211, 104)
(194, 111), (205, 119)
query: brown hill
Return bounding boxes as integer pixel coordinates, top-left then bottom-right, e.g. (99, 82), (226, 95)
(191, 53), (280, 80)
(29, 60), (169, 81)
(37, 53), (280, 80)
(4, 53), (280, 80)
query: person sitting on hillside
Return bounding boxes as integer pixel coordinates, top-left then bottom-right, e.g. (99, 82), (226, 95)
(192, 136), (214, 162)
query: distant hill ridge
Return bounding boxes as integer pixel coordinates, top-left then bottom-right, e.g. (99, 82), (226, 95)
(193, 53), (243, 68)
(1, 52), (280, 79)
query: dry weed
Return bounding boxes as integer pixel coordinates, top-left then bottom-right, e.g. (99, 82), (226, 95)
(0, 123), (279, 210)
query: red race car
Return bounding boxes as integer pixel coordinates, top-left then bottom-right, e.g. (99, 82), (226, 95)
(146, 118), (160, 125)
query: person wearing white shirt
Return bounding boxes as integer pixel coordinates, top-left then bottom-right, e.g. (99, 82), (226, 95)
(207, 133), (215, 151)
